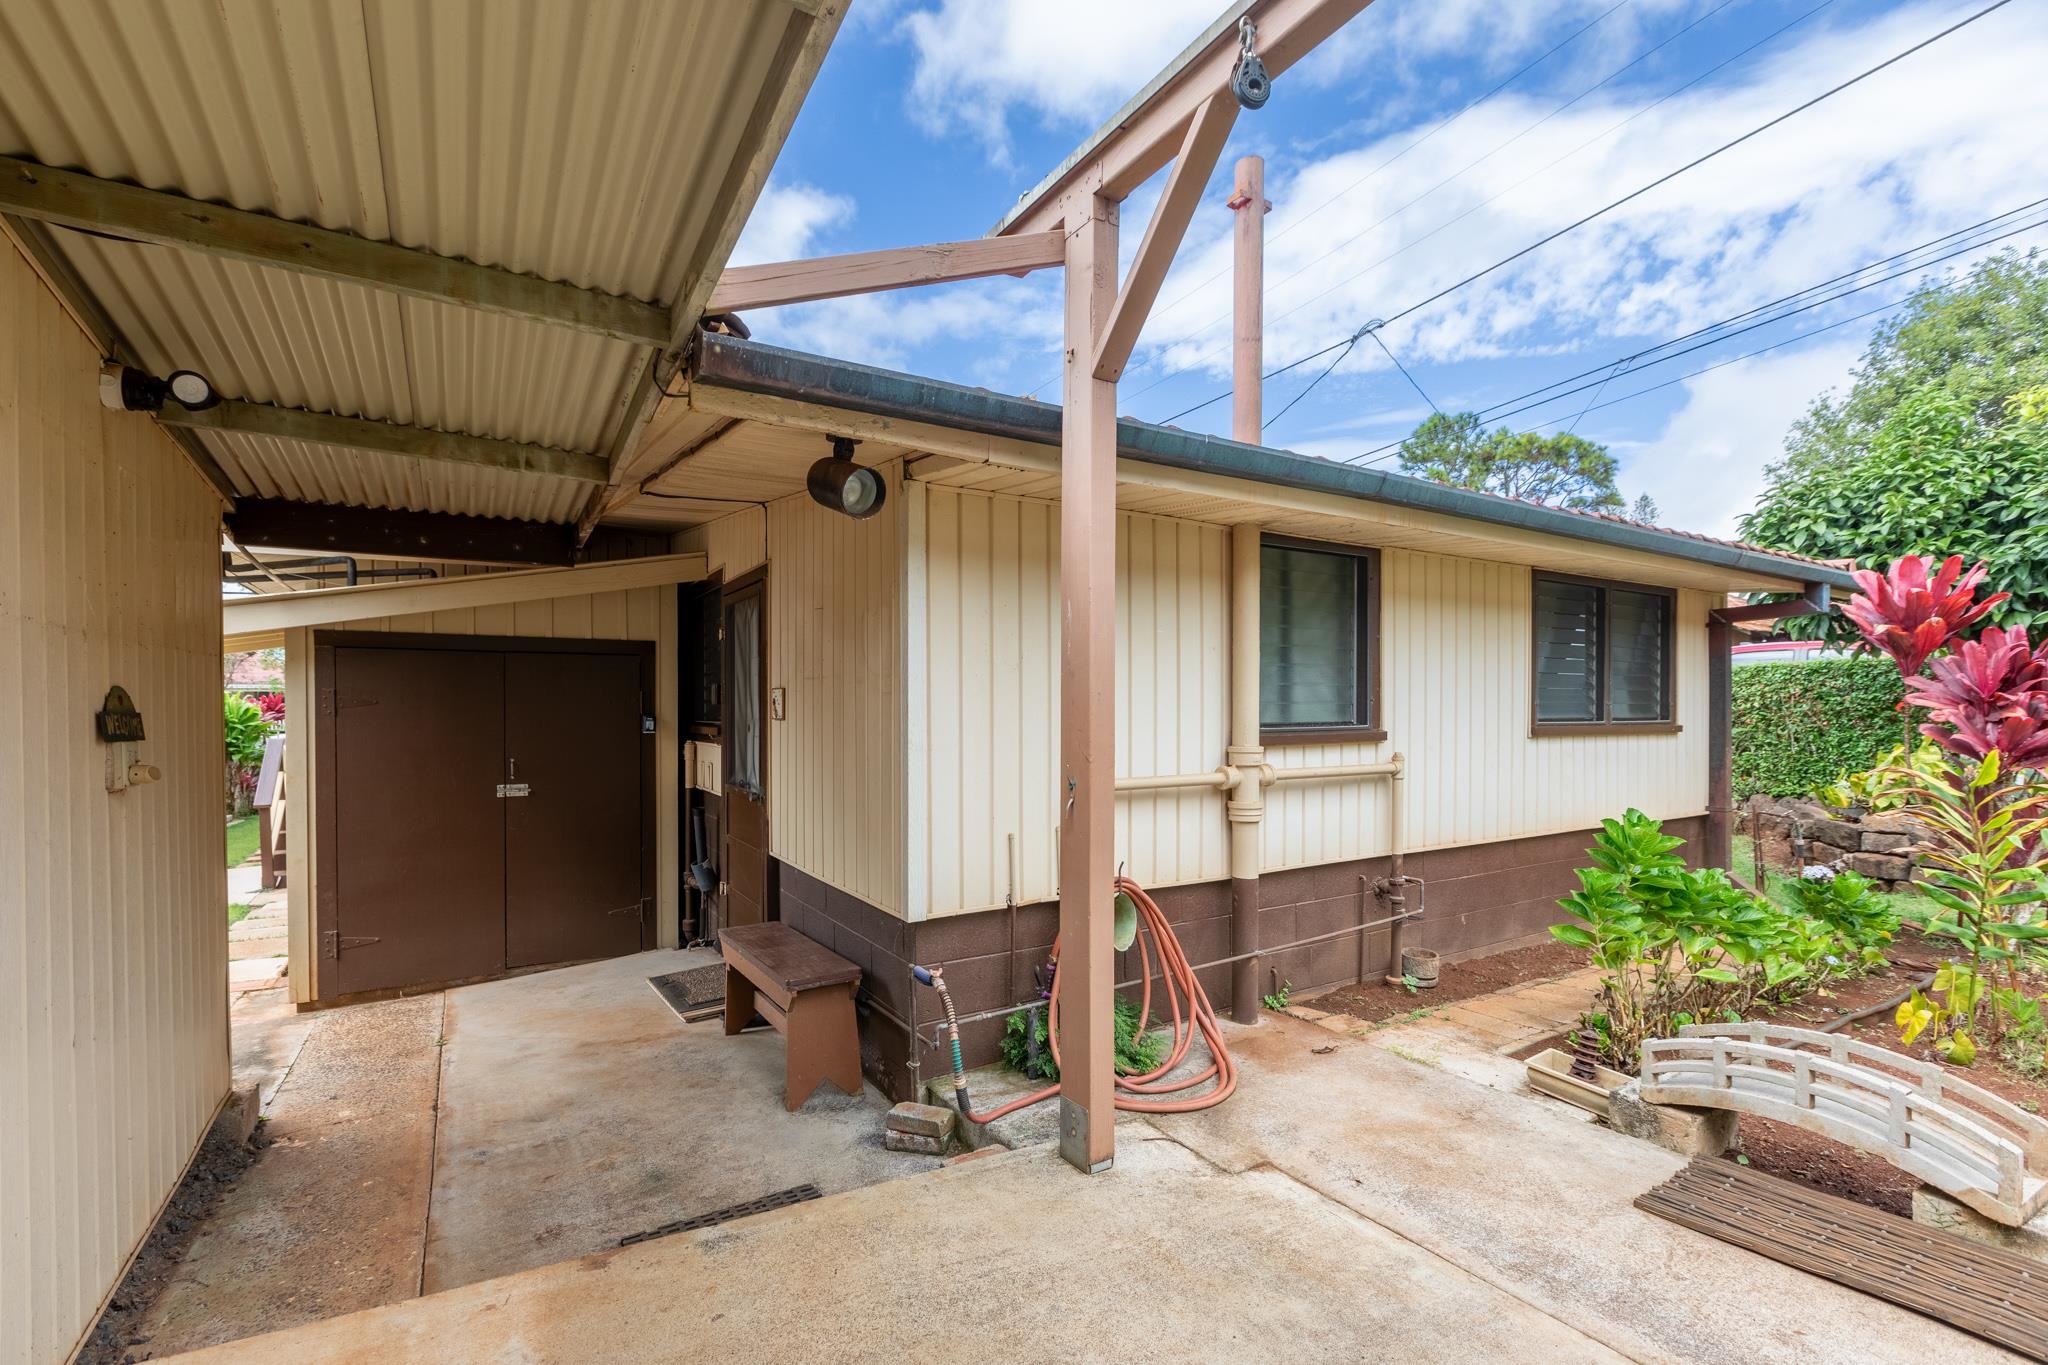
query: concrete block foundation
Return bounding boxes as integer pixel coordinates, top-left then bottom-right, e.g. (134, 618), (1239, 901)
(1912, 1186), (2048, 1263)
(1609, 1079), (1738, 1157)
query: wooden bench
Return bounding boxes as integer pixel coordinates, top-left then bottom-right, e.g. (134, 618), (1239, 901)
(720, 923), (863, 1111)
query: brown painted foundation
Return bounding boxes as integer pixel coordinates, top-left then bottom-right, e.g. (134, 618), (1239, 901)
(774, 814), (1707, 1102)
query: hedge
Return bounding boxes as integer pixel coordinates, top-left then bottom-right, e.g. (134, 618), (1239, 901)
(1730, 657), (1907, 801)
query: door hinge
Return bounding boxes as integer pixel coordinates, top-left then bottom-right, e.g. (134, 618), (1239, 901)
(496, 783), (532, 798)
(321, 930), (382, 959)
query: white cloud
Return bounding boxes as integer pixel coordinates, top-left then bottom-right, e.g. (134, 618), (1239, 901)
(896, 0), (1220, 161)
(1619, 337), (1863, 538)
(730, 182), (856, 267)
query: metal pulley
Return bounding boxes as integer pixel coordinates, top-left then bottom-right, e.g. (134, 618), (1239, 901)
(1231, 18), (1270, 109)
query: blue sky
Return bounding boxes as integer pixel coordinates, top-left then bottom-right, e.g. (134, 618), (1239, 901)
(732, 0), (2048, 537)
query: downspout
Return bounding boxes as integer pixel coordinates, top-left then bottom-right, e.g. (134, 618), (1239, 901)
(1226, 155), (1268, 1027)
(1706, 581), (1833, 872)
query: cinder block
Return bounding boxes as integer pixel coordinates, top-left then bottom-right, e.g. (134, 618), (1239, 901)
(1609, 1080), (1737, 1157)
(1912, 1186), (2048, 1262)
(885, 1101), (956, 1140)
(884, 1130), (947, 1156)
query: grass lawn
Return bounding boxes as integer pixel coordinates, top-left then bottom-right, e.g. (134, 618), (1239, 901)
(225, 814), (259, 868)
(228, 902), (253, 927)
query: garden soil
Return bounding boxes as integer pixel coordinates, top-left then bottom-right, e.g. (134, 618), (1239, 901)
(1305, 939), (1587, 1024)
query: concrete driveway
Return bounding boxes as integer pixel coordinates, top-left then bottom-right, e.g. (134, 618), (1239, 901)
(164, 1012), (2013, 1363)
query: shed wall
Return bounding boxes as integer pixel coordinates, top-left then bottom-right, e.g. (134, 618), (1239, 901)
(0, 237), (229, 1365)
(910, 484), (1713, 919)
(283, 581), (682, 1003)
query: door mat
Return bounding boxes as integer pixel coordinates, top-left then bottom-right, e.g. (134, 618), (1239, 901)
(648, 964), (727, 1020)
(619, 1184), (825, 1247)
(1636, 1159), (2046, 1359)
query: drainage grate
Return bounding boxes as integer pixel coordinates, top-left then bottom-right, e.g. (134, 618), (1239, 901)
(648, 964), (727, 1020)
(1636, 1160), (2047, 1358)
(619, 1184), (824, 1247)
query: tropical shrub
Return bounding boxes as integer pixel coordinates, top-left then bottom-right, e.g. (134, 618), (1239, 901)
(1785, 867), (1897, 969)
(1550, 810), (1865, 1072)
(223, 691), (276, 817)
(1732, 657), (1905, 800)
(1841, 554), (2048, 1058)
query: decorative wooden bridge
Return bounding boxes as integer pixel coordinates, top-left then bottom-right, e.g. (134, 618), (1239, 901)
(1641, 1023), (2048, 1228)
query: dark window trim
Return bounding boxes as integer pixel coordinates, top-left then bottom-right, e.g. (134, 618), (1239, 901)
(1260, 534), (1382, 748)
(1530, 570), (1677, 734)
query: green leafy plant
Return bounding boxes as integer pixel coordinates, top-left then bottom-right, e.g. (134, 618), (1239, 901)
(1997, 988), (2048, 1079)
(1785, 868), (1898, 970)
(1261, 981), (1292, 1011)
(1551, 810), (1855, 1072)
(1813, 740), (1946, 813)
(1000, 996), (1165, 1082)
(223, 691), (268, 768)
(1898, 962), (1985, 1065)
(1732, 657), (1907, 800)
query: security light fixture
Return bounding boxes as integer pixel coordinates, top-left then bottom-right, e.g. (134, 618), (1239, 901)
(98, 362), (221, 413)
(806, 435), (885, 520)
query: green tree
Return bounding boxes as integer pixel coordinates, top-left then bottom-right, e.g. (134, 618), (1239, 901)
(1775, 250), (2048, 477)
(1741, 387), (2048, 631)
(1398, 411), (1622, 510)
(1627, 493), (1660, 524)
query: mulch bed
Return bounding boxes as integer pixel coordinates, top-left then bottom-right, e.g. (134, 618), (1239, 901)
(1302, 938), (1587, 1025)
(77, 1119), (272, 1365)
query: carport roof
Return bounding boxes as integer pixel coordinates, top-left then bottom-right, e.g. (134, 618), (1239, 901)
(0, 0), (841, 525)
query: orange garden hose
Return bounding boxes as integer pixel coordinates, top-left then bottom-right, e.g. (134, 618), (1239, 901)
(915, 875), (1238, 1125)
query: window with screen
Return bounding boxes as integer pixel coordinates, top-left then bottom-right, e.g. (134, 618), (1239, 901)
(1261, 539), (1379, 739)
(1532, 573), (1673, 728)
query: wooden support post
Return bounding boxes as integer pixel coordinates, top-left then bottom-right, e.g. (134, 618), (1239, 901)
(1706, 613), (1735, 871)
(1228, 156), (1267, 1026)
(1059, 190), (1120, 1174)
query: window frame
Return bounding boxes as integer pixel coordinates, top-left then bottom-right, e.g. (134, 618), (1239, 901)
(1259, 534), (1385, 747)
(1529, 570), (1679, 736)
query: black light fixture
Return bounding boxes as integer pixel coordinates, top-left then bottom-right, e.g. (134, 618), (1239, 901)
(806, 435), (886, 520)
(98, 362), (222, 413)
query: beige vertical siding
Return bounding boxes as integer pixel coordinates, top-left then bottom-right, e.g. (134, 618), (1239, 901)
(764, 468), (906, 917)
(912, 485), (1230, 917)
(910, 487), (1714, 919)
(1262, 552), (1711, 869)
(283, 583), (681, 1000)
(0, 239), (229, 1365)
(675, 506), (766, 581)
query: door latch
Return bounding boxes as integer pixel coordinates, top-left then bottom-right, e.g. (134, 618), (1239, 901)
(496, 783), (532, 798)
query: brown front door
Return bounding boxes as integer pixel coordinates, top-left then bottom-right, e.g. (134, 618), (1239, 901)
(328, 646), (507, 995)
(504, 650), (650, 968)
(722, 577), (769, 929)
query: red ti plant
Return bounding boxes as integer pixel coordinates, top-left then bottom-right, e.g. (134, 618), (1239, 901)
(1844, 554), (2005, 678)
(1842, 554), (2048, 1057)
(254, 692), (286, 724)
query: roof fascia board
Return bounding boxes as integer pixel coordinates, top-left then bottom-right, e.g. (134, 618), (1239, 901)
(690, 332), (1855, 592)
(586, 1), (849, 529)
(160, 399), (607, 484)
(0, 156), (671, 347)
(221, 551), (708, 638)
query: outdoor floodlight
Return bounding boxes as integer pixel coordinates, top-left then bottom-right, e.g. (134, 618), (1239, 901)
(99, 362), (222, 413)
(806, 435), (886, 520)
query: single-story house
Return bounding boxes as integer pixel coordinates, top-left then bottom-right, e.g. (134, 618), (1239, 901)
(0, 0), (1853, 1359)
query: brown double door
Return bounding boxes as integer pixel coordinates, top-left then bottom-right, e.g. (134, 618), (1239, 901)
(320, 639), (651, 998)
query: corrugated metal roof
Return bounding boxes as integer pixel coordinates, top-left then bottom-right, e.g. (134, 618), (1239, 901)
(0, 0), (828, 522)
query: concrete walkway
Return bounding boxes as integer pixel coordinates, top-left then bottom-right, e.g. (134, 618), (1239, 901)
(137, 950), (941, 1357)
(165, 1013), (2013, 1364)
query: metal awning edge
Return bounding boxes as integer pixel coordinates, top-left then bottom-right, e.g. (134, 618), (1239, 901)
(690, 332), (1856, 593)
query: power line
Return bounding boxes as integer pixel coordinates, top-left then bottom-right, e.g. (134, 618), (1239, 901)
(1146, 0), (2013, 428)
(1333, 200), (2048, 465)
(1123, 0), (1837, 408)
(1024, 0), (1641, 403)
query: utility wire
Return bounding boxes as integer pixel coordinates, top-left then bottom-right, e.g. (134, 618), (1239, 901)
(1022, 0), (1641, 403)
(1334, 200), (2048, 464)
(1145, 0), (2012, 427)
(1124, 0), (1835, 407)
